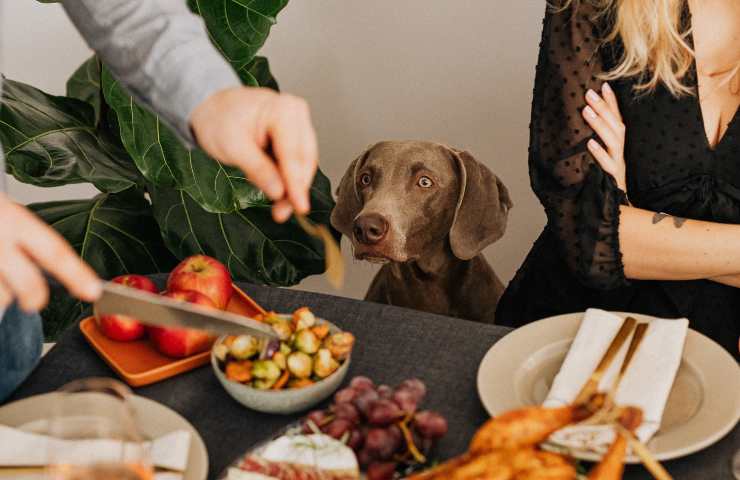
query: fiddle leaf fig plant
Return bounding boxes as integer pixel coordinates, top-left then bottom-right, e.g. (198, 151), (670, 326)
(0, 0), (337, 339)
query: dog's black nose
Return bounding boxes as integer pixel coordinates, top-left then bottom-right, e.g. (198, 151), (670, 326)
(353, 214), (389, 245)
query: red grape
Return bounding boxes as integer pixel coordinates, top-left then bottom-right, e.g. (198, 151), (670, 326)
(367, 398), (404, 426)
(399, 378), (427, 402)
(324, 418), (354, 440)
(377, 384), (393, 399)
(350, 376), (375, 392)
(367, 462), (397, 480)
(413, 410), (448, 439)
(303, 409), (329, 433)
(334, 387), (357, 404)
(347, 428), (364, 450)
(353, 388), (380, 417)
(333, 402), (360, 424)
(392, 388), (418, 414)
(357, 447), (375, 467)
(366, 427), (401, 460)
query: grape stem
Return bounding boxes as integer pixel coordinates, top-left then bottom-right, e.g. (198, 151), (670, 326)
(398, 414), (427, 464)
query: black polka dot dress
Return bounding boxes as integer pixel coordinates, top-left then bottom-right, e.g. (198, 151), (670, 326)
(496, 2), (740, 359)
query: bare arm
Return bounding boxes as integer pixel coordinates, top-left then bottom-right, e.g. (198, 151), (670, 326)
(619, 206), (740, 280)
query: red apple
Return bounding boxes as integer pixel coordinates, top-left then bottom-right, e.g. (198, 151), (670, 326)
(147, 290), (217, 358)
(97, 275), (158, 341)
(167, 255), (233, 310)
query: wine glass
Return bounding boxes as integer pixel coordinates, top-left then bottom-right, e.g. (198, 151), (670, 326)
(46, 378), (153, 480)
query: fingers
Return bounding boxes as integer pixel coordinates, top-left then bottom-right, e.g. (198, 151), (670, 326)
(0, 278), (12, 311)
(585, 88), (624, 137)
(601, 82), (622, 121)
(234, 141), (286, 201)
(272, 199), (293, 224)
(587, 139), (617, 175)
(268, 95), (318, 215)
(582, 105), (622, 152)
(0, 245), (48, 312)
(19, 211), (101, 302)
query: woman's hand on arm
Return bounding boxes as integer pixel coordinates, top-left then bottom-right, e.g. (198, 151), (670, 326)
(581, 86), (740, 283)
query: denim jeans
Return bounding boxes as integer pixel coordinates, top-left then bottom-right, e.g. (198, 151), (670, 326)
(0, 303), (43, 403)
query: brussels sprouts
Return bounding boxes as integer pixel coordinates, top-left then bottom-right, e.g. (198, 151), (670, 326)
(287, 351), (313, 379)
(213, 343), (229, 362)
(253, 378), (277, 390)
(294, 329), (320, 354)
(230, 335), (260, 360)
(292, 307), (316, 331)
(251, 359), (281, 382)
(313, 348), (340, 378)
(279, 342), (292, 356)
(323, 332), (355, 361)
(272, 351), (287, 370)
(271, 320), (294, 341)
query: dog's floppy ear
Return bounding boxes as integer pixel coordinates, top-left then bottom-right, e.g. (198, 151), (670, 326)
(330, 146), (372, 236)
(448, 148), (513, 260)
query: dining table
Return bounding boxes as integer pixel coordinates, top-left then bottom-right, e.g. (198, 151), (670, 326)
(9, 276), (739, 479)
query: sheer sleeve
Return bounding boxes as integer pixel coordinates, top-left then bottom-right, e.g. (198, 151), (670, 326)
(529, 2), (629, 290)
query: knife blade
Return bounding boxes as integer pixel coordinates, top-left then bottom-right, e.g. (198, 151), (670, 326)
(94, 282), (278, 339)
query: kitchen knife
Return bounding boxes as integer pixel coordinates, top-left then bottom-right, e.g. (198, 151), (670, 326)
(94, 281), (279, 339)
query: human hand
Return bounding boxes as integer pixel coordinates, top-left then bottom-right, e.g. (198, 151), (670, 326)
(582, 82), (627, 193)
(190, 87), (319, 223)
(0, 195), (101, 312)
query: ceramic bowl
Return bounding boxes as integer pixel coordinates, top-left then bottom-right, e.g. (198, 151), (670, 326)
(211, 319), (351, 414)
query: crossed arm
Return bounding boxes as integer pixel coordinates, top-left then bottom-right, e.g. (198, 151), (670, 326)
(582, 84), (740, 287)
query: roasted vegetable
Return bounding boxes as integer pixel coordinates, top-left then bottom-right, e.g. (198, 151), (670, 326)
(271, 320), (294, 341)
(261, 339), (281, 360)
(279, 342), (292, 356)
(272, 370), (290, 390)
(225, 360), (253, 383)
(323, 332), (355, 361)
(288, 378), (315, 389)
(213, 343), (229, 362)
(310, 323), (330, 340)
(314, 348), (340, 378)
(292, 306), (317, 330)
(294, 329), (321, 354)
(287, 351), (313, 379)
(230, 335), (260, 360)
(252, 359), (281, 383)
(273, 351), (287, 370)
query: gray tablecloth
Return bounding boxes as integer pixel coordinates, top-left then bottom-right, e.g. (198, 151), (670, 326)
(10, 277), (739, 479)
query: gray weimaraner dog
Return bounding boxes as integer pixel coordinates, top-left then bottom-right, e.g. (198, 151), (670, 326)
(331, 140), (512, 323)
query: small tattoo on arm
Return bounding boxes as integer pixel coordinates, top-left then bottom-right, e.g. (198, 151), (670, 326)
(652, 212), (687, 228)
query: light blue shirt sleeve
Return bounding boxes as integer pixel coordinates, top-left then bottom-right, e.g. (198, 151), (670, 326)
(61, 0), (241, 147)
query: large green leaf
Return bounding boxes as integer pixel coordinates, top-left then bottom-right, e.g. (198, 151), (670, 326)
(0, 78), (141, 192)
(189, 0), (289, 83)
(66, 55), (102, 123)
(30, 189), (178, 337)
(101, 68), (266, 213)
(149, 170), (336, 286)
(101, 0), (286, 213)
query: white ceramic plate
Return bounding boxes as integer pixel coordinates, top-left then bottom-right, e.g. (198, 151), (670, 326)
(0, 393), (208, 480)
(477, 311), (740, 462)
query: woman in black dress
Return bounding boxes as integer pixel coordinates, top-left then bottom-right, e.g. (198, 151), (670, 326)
(496, 0), (740, 359)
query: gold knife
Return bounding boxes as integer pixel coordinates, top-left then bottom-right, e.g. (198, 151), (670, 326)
(574, 316), (637, 404)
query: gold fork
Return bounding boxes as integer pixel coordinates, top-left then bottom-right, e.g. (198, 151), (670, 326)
(295, 214), (344, 289)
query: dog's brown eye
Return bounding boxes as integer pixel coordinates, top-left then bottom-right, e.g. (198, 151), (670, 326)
(418, 176), (433, 188)
(360, 173), (372, 186)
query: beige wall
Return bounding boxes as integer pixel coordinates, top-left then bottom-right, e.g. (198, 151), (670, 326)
(1, 1), (547, 301)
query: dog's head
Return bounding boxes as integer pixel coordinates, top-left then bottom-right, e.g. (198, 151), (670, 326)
(330, 140), (512, 263)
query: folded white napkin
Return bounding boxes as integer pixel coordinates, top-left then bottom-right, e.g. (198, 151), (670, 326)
(544, 309), (688, 448)
(0, 424), (190, 473)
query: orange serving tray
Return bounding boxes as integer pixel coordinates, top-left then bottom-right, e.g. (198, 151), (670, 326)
(80, 284), (267, 387)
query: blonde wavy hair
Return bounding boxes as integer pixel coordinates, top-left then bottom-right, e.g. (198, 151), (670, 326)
(559, 0), (695, 96)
